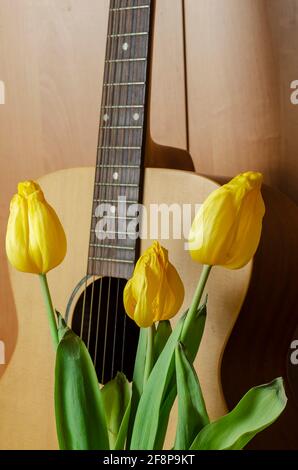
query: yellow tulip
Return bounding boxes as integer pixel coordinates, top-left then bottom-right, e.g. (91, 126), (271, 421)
(6, 180), (67, 274)
(124, 241), (185, 328)
(188, 172), (265, 269)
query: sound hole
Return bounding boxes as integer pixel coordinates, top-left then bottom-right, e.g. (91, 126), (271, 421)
(72, 277), (139, 385)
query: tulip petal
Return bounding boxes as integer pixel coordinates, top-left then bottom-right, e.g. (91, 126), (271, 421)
(123, 242), (184, 328)
(189, 190), (239, 266)
(123, 280), (136, 320)
(226, 187), (265, 269)
(27, 191), (67, 273)
(133, 265), (156, 328)
(6, 195), (39, 273)
(6, 180), (67, 274)
(159, 263), (185, 322)
(189, 172), (265, 269)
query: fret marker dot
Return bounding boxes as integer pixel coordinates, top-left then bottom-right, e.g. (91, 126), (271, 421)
(113, 172), (119, 181)
(103, 114), (109, 122)
(133, 113), (140, 121)
(122, 42), (129, 51)
(110, 206), (116, 214)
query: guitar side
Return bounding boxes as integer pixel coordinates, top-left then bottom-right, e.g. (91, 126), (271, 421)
(0, 166), (251, 449)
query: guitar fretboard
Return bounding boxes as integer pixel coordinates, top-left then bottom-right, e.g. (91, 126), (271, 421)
(88, 0), (152, 279)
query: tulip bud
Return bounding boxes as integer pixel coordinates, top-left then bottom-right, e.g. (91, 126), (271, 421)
(188, 172), (265, 269)
(123, 241), (184, 328)
(6, 180), (67, 274)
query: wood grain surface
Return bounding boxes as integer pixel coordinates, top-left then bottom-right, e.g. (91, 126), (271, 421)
(1, 0), (298, 448)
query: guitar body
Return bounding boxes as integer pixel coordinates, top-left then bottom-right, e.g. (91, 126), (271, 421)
(0, 165), (251, 449)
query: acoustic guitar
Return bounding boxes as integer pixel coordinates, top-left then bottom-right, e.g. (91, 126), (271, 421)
(0, 0), (297, 450)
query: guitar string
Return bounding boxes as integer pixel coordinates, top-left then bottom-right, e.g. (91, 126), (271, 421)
(113, 0), (145, 376)
(93, 0), (118, 368)
(111, 0), (127, 378)
(79, 0), (116, 341)
(94, 0), (120, 379)
(111, 276), (120, 378)
(100, 0), (123, 383)
(119, 0), (134, 373)
(81, 0), (117, 351)
(102, 276), (112, 383)
(120, 0), (148, 373)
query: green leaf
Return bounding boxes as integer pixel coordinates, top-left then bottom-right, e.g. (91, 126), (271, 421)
(130, 302), (207, 450)
(190, 378), (287, 450)
(175, 342), (209, 450)
(101, 372), (131, 449)
(114, 402), (131, 450)
(126, 327), (147, 448)
(56, 312), (68, 341)
(55, 325), (109, 450)
(154, 321), (172, 363)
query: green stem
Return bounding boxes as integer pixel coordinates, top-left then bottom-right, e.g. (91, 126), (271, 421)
(182, 265), (212, 337)
(143, 324), (155, 387)
(39, 273), (59, 349)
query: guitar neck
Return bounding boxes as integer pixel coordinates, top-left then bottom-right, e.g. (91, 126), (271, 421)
(88, 0), (154, 280)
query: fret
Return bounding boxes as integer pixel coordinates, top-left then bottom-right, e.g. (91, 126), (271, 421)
(100, 108), (144, 128)
(93, 198), (139, 204)
(88, 0), (152, 279)
(103, 82), (145, 86)
(89, 257), (134, 265)
(98, 164), (140, 169)
(102, 91), (145, 108)
(91, 229), (137, 238)
(92, 214), (137, 221)
(89, 236), (136, 251)
(98, 146), (141, 150)
(94, 185), (140, 199)
(89, 243), (135, 251)
(93, 185), (139, 201)
(97, 150), (141, 163)
(102, 105), (144, 109)
(95, 183), (139, 188)
(98, 131), (143, 148)
(107, 36), (148, 61)
(102, 92), (145, 108)
(105, 18), (150, 38)
(110, 5), (150, 12)
(95, 166), (141, 184)
(98, 147), (142, 155)
(108, 32), (148, 38)
(106, 58), (146, 63)
(100, 126), (143, 129)
(104, 62), (147, 84)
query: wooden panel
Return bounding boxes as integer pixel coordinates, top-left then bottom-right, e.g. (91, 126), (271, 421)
(185, 0), (281, 187)
(150, 0), (187, 149)
(266, 0), (298, 202)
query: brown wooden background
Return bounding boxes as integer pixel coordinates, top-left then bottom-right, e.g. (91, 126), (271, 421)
(0, 0), (297, 388)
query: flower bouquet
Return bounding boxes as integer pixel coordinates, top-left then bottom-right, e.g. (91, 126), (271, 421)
(6, 172), (287, 450)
